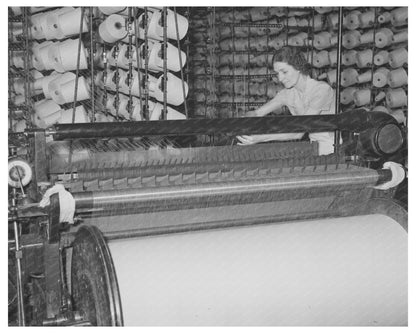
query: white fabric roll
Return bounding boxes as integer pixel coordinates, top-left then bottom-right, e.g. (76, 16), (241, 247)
(108, 214), (407, 326)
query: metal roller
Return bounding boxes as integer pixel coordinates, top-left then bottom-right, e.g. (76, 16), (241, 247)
(48, 109), (396, 139)
(70, 210), (407, 326)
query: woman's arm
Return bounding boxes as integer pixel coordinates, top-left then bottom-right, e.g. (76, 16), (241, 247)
(251, 93), (285, 117)
(237, 133), (304, 145)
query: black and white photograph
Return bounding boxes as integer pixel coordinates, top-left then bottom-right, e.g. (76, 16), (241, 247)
(7, 4), (410, 327)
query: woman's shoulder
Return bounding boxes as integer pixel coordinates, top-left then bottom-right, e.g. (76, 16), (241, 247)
(307, 76), (333, 95)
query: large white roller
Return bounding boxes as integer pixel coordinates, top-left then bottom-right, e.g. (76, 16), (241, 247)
(101, 214), (407, 326)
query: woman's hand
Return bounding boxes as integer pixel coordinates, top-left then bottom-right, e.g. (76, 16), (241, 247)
(236, 135), (264, 145)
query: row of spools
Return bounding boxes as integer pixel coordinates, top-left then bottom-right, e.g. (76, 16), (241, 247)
(214, 6), (406, 27)
(327, 8), (407, 118)
(190, 7), (408, 121)
(9, 6), (190, 132)
(97, 7), (189, 121)
(10, 7), (92, 132)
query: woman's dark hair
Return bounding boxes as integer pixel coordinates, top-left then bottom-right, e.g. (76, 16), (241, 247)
(272, 46), (311, 76)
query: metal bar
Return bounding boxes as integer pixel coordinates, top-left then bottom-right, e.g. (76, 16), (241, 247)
(173, 7), (188, 117)
(162, 7), (168, 119)
(71, 7), (85, 123)
(73, 167), (390, 211)
(50, 109), (395, 140)
(13, 220), (25, 326)
(127, 7), (134, 120)
(334, 7), (344, 153)
(133, 8), (144, 117)
(143, 7), (150, 120)
(89, 7), (95, 121)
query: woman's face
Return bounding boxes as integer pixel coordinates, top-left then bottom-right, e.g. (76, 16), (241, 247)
(273, 62), (300, 88)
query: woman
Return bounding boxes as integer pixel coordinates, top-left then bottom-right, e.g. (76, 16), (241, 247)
(237, 46), (336, 155)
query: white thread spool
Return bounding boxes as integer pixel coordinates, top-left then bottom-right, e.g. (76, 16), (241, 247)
(342, 50), (357, 66)
(47, 72), (76, 99)
(31, 70), (45, 91)
(105, 70), (118, 91)
(49, 38), (89, 73)
(286, 16), (298, 27)
(360, 30), (375, 45)
(33, 41), (54, 71)
(59, 105), (89, 124)
(99, 7), (127, 15)
(41, 72), (61, 99)
(166, 106), (186, 120)
(344, 10), (361, 30)
(390, 7), (408, 27)
(355, 49), (373, 68)
(52, 76), (91, 105)
(140, 41), (186, 72)
(10, 95), (26, 106)
(357, 70), (372, 84)
(131, 102), (143, 121)
(271, 34), (288, 49)
(387, 67), (408, 88)
(116, 94), (131, 119)
(386, 88), (407, 108)
(305, 15), (324, 31)
(340, 87), (357, 104)
(11, 120), (27, 132)
(106, 44), (119, 67)
(372, 67), (390, 88)
(327, 12), (339, 29)
(99, 14), (127, 44)
(378, 11), (391, 23)
(389, 109), (406, 124)
(288, 32), (308, 47)
(149, 102), (163, 120)
(34, 100), (62, 127)
(115, 43), (130, 70)
(353, 88), (371, 107)
(375, 28), (393, 48)
(152, 73), (189, 106)
(47, 7), (88, 40)
(31, 42), (43, 70)
(43, 7), (74, 40)
(137, 9), (188, 41)
(105, 94), (117, 115)
(392, 30), (408, 44)
(359, 9), (376, 28)
(341, 68), (359, 87)
(313, 31), (336, 50)
(342, 30), (361, 49)
(130, 71), (146, 97)
(328, 50), (338, 67)
(11, 53), (24, 69)
(117, 70), (130, 95)
(374, 91), (386, 102)
(318, 69), (337, 86)
(315, 7), (334, 14)
(38, 110), (62, 127)
(30, 13), (46, 40)
(389, 48), (408, 68)
(249, 8), (268, 21)
(374, 50), (389, 66)
(312, 50), (330, 68)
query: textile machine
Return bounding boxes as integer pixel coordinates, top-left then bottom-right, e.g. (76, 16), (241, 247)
(8, 109), (408, 326)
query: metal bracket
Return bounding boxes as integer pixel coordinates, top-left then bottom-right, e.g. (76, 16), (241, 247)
(48, 193), (60, 244)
